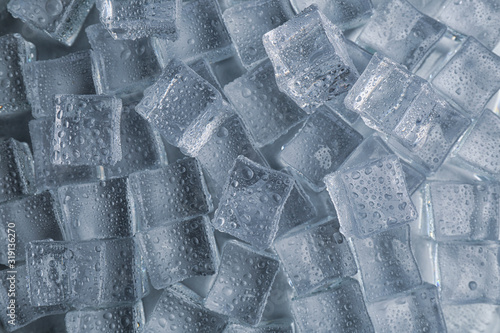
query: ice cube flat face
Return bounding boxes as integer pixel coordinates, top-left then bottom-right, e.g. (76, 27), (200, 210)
(65, 301), (146, 333)
(432, 37), (500, 116)
(205, 241), (280, 326)
(454, 110), (500, 176)
(263, 6), (359, 112)
(147, 284), (227, 332)
(52, 95), (122, 166)
(352, 225), (422, 302)
(437, 242), (500, 304)
(212, 156), (294, 249)
(57, 178), (135, 241)
(367, 284), (447, 333)
(325, 155), (417, 238)
(426, 182), (500, 241)
(0, 34), (35, 118)
(274, 220), (357, 296)
(96, 0), (179, 40)
(86, 24), (161, 96)
(129, 158), (212, 229)
(223, 0), (292, 68)
(280, 110), (363, 188)
(0, 138), (35, 204)
(29, 118), (96, 191)
(437, 0), (500, 50)
(276, 181), (316, 238)
(356, 0), (446, 70)
(138, 216), (218, 290)
(0, 191), (62, 265)
(291, 278), (374, 333)
(289, 0), (373, 30)
(224, 59), (306, 147)
(151, 0), (233, 64)
(7, 0), (94, 46)
(195, 114), (266, 195)
(23, 51), (95, 119)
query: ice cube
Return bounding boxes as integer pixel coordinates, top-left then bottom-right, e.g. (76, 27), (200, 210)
(22, 50), (95, 118)
(204, 240), (280, 326)
(224, 59), (307, 147)
(325, 155), (417, 238)
(52, 94), (122, 166)
(212, 156), (294, 249)
(262, 5), (359, 113)
(274, 219), (357, 296)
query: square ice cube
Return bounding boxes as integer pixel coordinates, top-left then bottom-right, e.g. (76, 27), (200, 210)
(0, 191), (63, 265)
(426, 182), (500, 241)
(52, 95), (122, 166)
(351, 225), (422, 302)
(223, 0), (293, 68)
(147, 284), (227, 332)
(7, 0), (94, 46)
(138, 216), (218, 289)
(57, 178), (135, 241)
(224, 59), (307, 147)
(96, 0), (180, 40)
(0, 138), (35, 203)
(279, 109), (363, 189)
(22, 50), (95, 118)
(367, 284), (447, 332)
(291, 278), (374, 333)
(0, 34), (36, 118)
(129, 158), (212, 229)
(204, 240), (280, 326)
(432, 37), (500, 116)
(86, 24), (161, 96)
(325, 155), (417, 238)
(212, 156), (294, 249)
(263, 5), (359, 113)
(274, 219), (357, 296)
(356, 0), (446, 70)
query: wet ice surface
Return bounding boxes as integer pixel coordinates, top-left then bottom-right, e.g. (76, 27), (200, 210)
(1, 0), (500, 332)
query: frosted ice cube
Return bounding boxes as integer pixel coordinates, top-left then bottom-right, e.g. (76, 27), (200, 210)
(138, 216), (218, 289)
(351, 225), (422, 302)
(262, 5), (359, 113)
(274, 219), (357, 296)
(7, 0), (94, 46)
(57, 178), (135, 241)
(432, 37), (500, 116)
(325, 155), (417, 238)
(223, 0), (293, 68)
(22, 50), (95, 119)
(279, 109), (363, 189)
(204, 240), (280, 326)
(212, 156), (294, 249)
(0, 138), (35, 204)
(86, 24), (161, 96)
(224, 59), (307, 147)
(0, 34), (36, 118)
(96, 0), (180, 40)
(291, 278), (374, 333)
(356, 0), (446, 70)
(129, 158), (212, 229)
(52, 94), (122, 166)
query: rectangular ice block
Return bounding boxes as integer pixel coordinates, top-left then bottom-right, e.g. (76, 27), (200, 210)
(52, 94), (122, 166)
(274, 219), (357, 296)
(262, 5), (359, 113)
(129, 158), (212, 229)
(23, 50), (95, 118)
(212, 156), (294, 249)
(204, 240), (280, 326)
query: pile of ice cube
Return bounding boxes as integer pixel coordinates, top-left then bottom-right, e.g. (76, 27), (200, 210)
(1, 0), (500, 331)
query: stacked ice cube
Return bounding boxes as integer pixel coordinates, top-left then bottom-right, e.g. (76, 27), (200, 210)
(1, 0), (500, 331)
